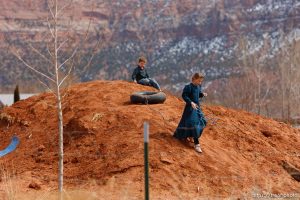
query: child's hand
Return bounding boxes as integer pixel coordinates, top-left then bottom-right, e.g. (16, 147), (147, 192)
(133, 80), (137, 83)
(191, 102), (198, 110)
(203, 92), (208, 97)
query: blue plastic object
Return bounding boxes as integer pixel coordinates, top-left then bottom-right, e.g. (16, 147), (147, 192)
(0, 136), (20, 157)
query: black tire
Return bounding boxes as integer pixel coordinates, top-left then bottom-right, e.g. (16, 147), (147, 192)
(130, 91), (166, 104)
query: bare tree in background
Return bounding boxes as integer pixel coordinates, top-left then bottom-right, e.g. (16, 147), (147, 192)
(278, 46), (289, 120)
(277, 37), (300, 122)
(9, 0), (101, 199)
(232, 33), (300, 120)
(218, 36), (258, 112)
(11, 1), (69, 198)
(291, 40), (300, 121)
(235, 35), (273, 115)
(215, 34), (276, 116)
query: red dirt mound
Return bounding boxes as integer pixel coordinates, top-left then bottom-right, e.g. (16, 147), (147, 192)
(0, 80), (299, 199)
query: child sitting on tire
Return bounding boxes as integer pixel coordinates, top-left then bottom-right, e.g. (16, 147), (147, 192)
(132, 56), (161, 91)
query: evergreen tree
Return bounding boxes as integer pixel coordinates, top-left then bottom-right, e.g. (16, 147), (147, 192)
(14, 85), (20, 103)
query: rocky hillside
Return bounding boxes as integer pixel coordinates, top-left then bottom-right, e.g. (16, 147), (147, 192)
(0, 81), (299, 199)
(0, 0), (299, 92)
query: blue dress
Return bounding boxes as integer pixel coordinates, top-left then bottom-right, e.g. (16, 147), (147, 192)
(173, 83), (207, 139)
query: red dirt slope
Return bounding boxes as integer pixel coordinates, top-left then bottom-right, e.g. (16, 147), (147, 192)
(0, 80), (299, 199)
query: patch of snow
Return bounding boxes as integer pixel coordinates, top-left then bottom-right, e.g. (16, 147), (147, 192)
(252, 3), (265, 12)
(0, 94), (36, 106)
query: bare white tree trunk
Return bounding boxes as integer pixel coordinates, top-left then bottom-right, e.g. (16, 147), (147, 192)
(10, 2), (101, 199)
(11, 1), (75, 199)
(52, 0), (64, 197)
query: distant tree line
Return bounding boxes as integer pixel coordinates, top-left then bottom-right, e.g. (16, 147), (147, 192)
(208, 34), (300, 123)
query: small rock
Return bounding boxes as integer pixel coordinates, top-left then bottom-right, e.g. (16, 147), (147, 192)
(38, 145), (45, 152)
(34, 157), (44, 163)
(43, 176), (50, 183)
(71, 157), (79, 164)
(28, 181), (41, 190)
(282, 161), (300, 182)
(21, 120), (30, 126)
(37, 151), (43, 156)
(91, 113), (104, 122)
(160, 152), (173, 164)
(261, 130), (273, 137)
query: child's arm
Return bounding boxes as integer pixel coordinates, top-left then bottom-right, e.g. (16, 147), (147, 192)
(200, 92), (207, 97)
(132, 68), (138, 82)
(183, 85), (198, 109)
(145, 69), (150, 78)
(182, 85), (192, 105)
(199, 86), (207, 98)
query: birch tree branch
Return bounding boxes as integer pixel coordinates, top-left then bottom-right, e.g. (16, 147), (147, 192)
(47, 18), (55, 39)
(47, 1), (56, 20)
(57, 39), (69, 52)
(12, 51), (56, 83)
(47, 66), (55, 77)
(57, 0), (74, 16)
(29, 44), (53, 64)
(58, 47), (78, 70)
(47, 43), (54, 58)
(59, 61), (75, 87)
(37, 77), (57, 96)
(81, 38), (101, 73)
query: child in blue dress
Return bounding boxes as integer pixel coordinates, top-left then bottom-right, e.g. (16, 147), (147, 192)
(173, 73), (207, 153)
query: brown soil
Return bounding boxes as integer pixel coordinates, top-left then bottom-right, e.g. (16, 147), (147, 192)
(0, 80), (299, 199)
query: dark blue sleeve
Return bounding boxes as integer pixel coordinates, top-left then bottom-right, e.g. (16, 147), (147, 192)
(182, 85), (192, 105)
(132, 68), (138, 80)
(145, 69), (149, 78)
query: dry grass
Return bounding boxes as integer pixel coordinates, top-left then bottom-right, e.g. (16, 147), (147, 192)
(0, 113), (15, 125)
(16, 190), (99, 200)
(0, 172), (138, 200)
(0, 163), (18, 200)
